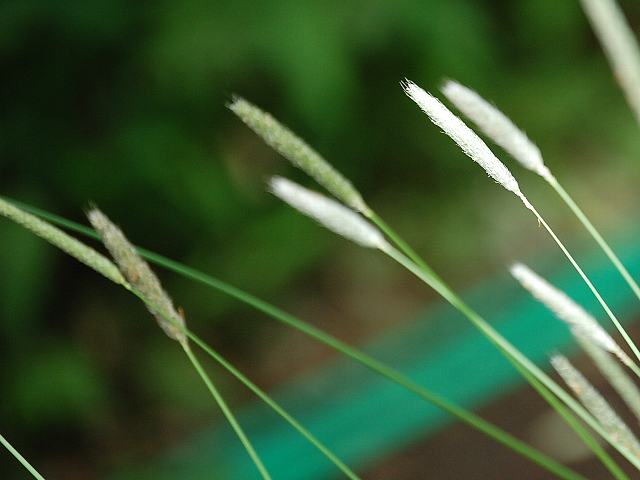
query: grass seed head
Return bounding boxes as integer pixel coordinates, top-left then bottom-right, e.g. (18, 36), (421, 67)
(229, 97), (370, 214)
(269, 176), (388, 250)
(551, 354), (640, 456)
(510, 263), (626, 361)
(580, 0), (640, 124)
(0, 198), (125, 286)
(402, 79), (522, 196)
(574, 330), (640, 422)
(441, 80), (551, 180)
(87, 208), (187, 345)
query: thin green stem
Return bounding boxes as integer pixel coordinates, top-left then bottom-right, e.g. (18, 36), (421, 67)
(177, 287), (584, 479)
(368, 212), (435, 277)
(548, 175), (640, 302)
(0, 433), (46, 480)
(4, 198), (588, 478)
(124, 283), (355, 478)
(127, 268), (587, 479)
(385, 244), (639, 473)
(371, 208), (627, 477)
(123, 264), (584, 480)
(182, 344), (272, 480)
(179, 296), (583, 479)
(131, 266), (569, 480)
(186, 331), (360, 480)
(523, 198), (640, 368)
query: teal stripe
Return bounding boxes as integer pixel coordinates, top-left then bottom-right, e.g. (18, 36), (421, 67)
(110, 230), (640, 479)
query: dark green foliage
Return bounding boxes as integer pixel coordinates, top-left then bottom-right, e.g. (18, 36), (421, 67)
(1, 0), (640, 477)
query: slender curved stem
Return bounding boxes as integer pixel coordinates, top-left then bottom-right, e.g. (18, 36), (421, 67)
(370, 212), (628, 477)
(548, 175), (640, 302)
(368, 212), (434, 276)
(4, 198), (588, 479)
(385, 244), (638, 473)
(166, 285), (586, 480)
(521, 196), (640, 367)
(182, 344), (272, 480)
(186, 331), (360, 480)
(0, 433), (46, 480)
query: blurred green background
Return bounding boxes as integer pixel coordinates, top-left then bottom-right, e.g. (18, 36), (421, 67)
(1, 0), (640, 478)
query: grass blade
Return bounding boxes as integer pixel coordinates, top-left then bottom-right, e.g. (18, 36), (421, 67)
(185, 331), (360, 480)
(384, 245), (636, 474)
(1, 197), (588, 479)
(548, 177), (640, 302)
(182, 344), (272, 480)
(367, 215), (628, 477)
(0, 433), (46, 480)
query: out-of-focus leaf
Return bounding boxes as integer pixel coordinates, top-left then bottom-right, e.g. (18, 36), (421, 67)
(0, 219), (53, 343)
(9, 344), (108, 428)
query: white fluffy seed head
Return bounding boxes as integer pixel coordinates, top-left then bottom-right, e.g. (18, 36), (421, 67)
(511, 263), (624, 358)
(580, 0), (640, 124)
(574, 329), (640, 421)
(269, 176), (388, 250)
(441, 80), (551, 180)
(402, 79), (521, 196)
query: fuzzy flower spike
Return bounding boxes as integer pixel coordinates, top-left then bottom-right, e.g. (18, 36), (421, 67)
(580, 0), (640, 125)
(441, 80), (552, 180)
(401, 79), (524, 199)
(510, 263), (633, 369)
(230, 97), (370, 215)
(405, 79), (640, 368)
(88, 208), (187, 346)
(443, 78), (640, 303)
(0, 197), (126, 286)
(269, 176), (388, 250)
(551, 354), (640, 457)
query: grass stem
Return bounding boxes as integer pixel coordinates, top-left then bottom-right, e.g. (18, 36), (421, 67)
(384, 244), (637, 473)
(0, 432), (46, 480)
(3, 198), (593, 479)
(369, 213), (629, 477)
(548, 176), (640, 302)
(522, 198), (640, 367)
(182, 344), (272, 480)
(186, 331), (361, 480)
